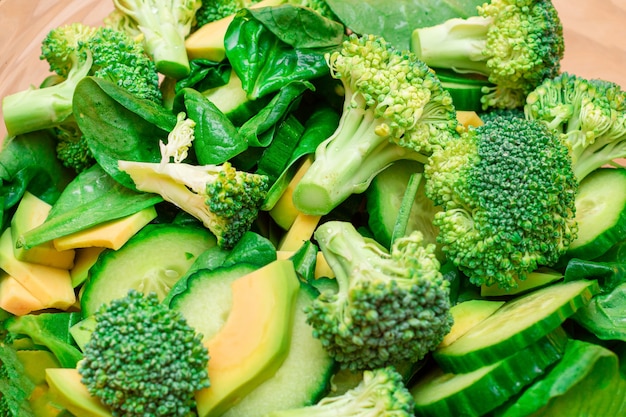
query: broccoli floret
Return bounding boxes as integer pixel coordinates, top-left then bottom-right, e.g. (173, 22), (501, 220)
(195, 0), (262, 27)
(78, 290), (209, 417)
(265, 366), (415, 417)
(112, 0), (202, 79)
(2, 23), (161, 137)
(478, 107), (525, 125)
(118, 114), (269, 248)
(525, 72), (626, 182)
(425, 116), (578, 289)
(411, 0), (564, 110)
(305, 220), (452, 372)
(119, 160), (269, 248)
(292, 33), (459, 216)
(52, 120), (95, 173)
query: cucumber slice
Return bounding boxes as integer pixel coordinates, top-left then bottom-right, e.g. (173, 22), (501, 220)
(411, 327), (568, 417)
(434, 279), (599, 373)
(366, 160), (440, 253)
(567, 168), (626, 260)
(480, 268), (563, 297)
(81, 223), (216, 316)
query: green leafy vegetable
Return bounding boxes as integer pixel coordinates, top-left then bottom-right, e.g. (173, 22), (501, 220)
(325, 0), (484, 51)
(73, 77), (177, 188)
(495, 339), (626, 416)
(18, 164), (162, 249)
(5, 312), (83, 368)
(224, 5), (343, 99)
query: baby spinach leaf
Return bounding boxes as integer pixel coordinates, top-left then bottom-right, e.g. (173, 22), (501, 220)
(5, 312), (83, 368)
(325, 0), (485, 52)
(0, 131), (74, 228)
(248, 4), (345, 48)
(173, 88), (248, 165)
(20, 165), (162, 248)
(74, 77), (177, 189)
(572, 282), (626, 342)
(225, 6), (341, 100)
(174, 59), (232, 93)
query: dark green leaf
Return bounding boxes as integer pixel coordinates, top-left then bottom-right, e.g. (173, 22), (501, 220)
(572, 282), (626, 342)
(494, 339), (626, 416)
(225, 8), (337, 99)
(325, 0), (485, 52)
(74, 77), (177, 189)
(175, 59), (232, 93)
(248, 4), (345, 48)
(21, 165), (161, 248)
(173, 88), (248, 164)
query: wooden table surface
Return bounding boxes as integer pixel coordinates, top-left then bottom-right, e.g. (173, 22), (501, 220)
(0, 0), (624, 141)
(553, 0), (626, 88)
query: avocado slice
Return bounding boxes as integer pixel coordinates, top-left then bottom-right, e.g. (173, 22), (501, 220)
(195, 259), (300, 417)
(46, 367), (112, 417)
(10, 191), (75, 269)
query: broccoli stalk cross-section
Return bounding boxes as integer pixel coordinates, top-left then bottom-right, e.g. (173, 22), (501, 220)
(265, 366), (415, 417)
(291, 33), (459, 216)
(305, 220), (453, 372)
(78, 290), (210, 417)
(411, 0), (564, 110)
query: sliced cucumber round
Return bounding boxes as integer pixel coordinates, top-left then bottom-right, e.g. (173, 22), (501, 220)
(568, 168), (626, 260)
(433, 279), (599, 373)
(81, 223), (216, 316)
(366, 160), (440, 255)
(411, 327), (568, 417)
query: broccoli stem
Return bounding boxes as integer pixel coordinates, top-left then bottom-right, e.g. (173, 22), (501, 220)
(411, 15), (491, 76)
(573, 137), (626, 182)
(2, 57), (92, 137)
(142, 21), (191, 79)
(293, 103), (428, 215)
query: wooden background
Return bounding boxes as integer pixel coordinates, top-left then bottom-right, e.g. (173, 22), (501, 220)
(0, 0), (625, 140)
(552, 0), (626, 88)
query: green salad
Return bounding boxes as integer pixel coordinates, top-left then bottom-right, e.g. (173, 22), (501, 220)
(0, 0), (625, 416)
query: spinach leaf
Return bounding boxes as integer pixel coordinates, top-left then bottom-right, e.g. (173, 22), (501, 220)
(325, 0), (485, 52)
(239, 81), (313, 148)
(173, 88), (248, 165)
(262, 104), (340, 210)
(0, 131), (74, 227)
(248, 4), (345, 48)
(20, 164), (162, 248)
(6, 312), (83, 368)
(74, 77), (177, 189)
(572, 282), (626, 342)
(174, 59), (232, 93)
(225, 5), (343, 100)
